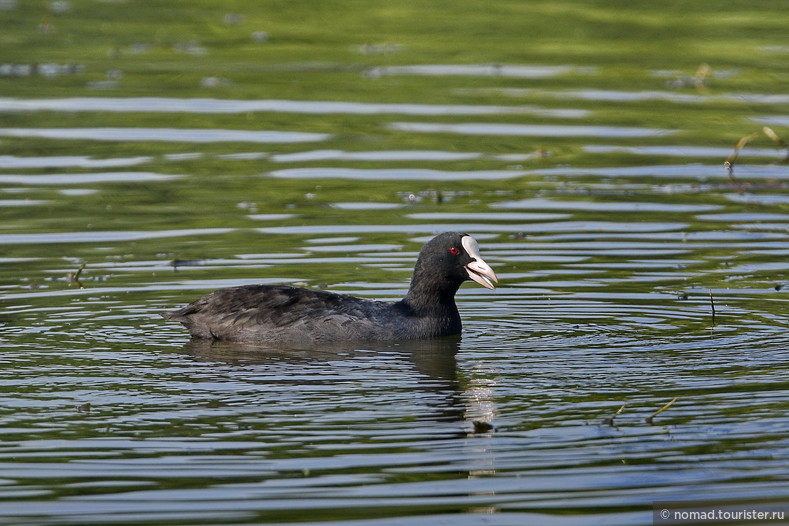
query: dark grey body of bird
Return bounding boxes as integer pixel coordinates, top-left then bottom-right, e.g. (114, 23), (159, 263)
(163, 232), (497, 344)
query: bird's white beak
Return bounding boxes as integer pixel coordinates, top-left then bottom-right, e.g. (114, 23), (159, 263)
(461, 236), (498, 290)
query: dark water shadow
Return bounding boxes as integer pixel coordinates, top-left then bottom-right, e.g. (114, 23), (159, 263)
(175, 336), (466, 425)
(177, 336), (459, 379)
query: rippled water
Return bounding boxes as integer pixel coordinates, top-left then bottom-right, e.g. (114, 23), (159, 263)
(2, 2), (789, 525)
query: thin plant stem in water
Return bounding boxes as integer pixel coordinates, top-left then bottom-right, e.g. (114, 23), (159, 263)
(646, 397), (678, 425)
(763, 126), (789, 162)
(724, 132), (757, 182)
(68, 262), (86, 288)
(709, 288), (716, 326)
(604, 402), (627, 426)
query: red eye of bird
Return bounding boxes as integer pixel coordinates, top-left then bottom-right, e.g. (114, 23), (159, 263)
(449, 247), (460, 255)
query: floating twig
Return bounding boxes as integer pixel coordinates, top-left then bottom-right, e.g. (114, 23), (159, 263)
(763, 126), (789, 162)
(646, 397), (677, 425)
(604, 402), (627, 426)
(763, 126), (787, 148)
(723, 161), (733, 180)
(724, 132), (758, 182)
(68, 262), (86, 288)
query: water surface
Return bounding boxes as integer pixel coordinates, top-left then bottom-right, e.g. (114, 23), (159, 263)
(1, 1), (788, 525)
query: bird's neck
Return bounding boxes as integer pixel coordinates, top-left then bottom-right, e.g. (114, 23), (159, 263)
(402, 275), (460, 313)
(399, 281), (462, 338)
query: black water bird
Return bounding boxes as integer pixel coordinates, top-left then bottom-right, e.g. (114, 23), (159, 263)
(163, 232), (498, 344)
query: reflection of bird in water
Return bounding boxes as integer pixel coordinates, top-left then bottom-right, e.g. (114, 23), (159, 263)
(179, 336), (460, 383)
(177, 335), (466, 424)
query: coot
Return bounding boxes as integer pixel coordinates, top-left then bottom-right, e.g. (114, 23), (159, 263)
(163, 232), (497, 344)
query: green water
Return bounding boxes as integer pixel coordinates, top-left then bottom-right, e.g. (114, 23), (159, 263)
(1, 1), (788, 524)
